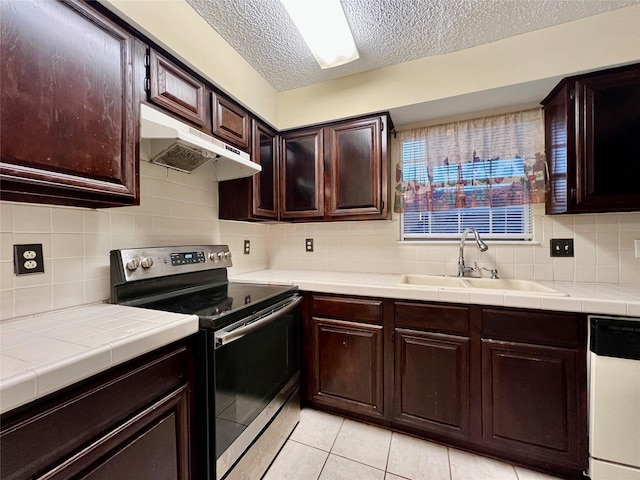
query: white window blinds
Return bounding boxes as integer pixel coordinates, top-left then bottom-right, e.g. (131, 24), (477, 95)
(396, 109), (545, 241)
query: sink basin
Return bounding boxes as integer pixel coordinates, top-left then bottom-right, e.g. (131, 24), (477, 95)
(398, 274), (568, 296)
(462, 277), (568, 296)
(398, 274), (468, 288)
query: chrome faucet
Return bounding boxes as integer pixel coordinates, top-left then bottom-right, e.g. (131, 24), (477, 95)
(458, 228), (489, 277)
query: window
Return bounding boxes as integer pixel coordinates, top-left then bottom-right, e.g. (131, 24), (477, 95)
(396, 109), (545, 241)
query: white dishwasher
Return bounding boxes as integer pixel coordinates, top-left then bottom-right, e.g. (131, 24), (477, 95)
(589, 315), (640, 480)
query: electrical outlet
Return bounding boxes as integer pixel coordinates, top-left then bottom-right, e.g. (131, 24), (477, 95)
(305, 238), (314, 252)
(550, 238), (574, 257)
(244, 240), (250, 255)
(14, 244), (45, 275)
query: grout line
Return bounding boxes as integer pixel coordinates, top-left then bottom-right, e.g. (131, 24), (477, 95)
(385, 431), (394, 474)
(316, 450), (330, 480)
(513, 464), (520, 480)
(327, 415), (345, 453)
(447, 446), (453, 480)
(325, 452), (387, 476)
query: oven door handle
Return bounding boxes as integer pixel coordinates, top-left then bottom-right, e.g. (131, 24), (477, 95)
(214, 295), (302, 348)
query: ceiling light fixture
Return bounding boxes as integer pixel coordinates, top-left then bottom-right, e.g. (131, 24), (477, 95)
(280, 0), (359, 69)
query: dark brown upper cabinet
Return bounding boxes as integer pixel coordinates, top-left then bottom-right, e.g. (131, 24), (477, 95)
(0, 0), (139, 208)
(148, 49), (206, 126)
(219, 120), (279, 220)
(279, 113), (390, 222)
(280, 127), (325, 219)
(542, 63), (640, 214)
(326, 116), (387, 218)
(211, 93), (251, 151)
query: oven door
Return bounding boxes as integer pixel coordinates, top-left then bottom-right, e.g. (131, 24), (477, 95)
(214, 295), (301, 479)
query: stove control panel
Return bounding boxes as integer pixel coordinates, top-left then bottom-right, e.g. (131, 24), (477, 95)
(111, 245), (232, 282)
(170, 251), (206, 266)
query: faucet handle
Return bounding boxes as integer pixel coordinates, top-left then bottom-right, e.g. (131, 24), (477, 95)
(481, 267), (499, 279)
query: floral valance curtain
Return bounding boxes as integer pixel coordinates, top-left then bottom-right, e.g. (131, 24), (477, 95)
(394, 109), (547, 213)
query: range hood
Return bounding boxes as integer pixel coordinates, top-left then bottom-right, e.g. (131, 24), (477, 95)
(139, 104), (261, 180)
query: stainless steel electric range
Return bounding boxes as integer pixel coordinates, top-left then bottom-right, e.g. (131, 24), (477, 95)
(110, 245), (301, 480)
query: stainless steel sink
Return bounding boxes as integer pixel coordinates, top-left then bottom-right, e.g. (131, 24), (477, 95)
(398, 274), (568, 296)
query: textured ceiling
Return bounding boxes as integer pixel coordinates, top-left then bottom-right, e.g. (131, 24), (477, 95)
(185, 0), (639, 92)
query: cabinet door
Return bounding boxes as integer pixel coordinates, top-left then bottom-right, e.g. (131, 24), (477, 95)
(218, 120), (278, 220)
(211, 93), (250, 150)
(148, 49), (206, 126)
(543, 64), (640, 214)
(544, 83), (574, 215)
(252, 121), (279, 218)
(482, 339), (581, 463)
(573, 67), (640, 212)
(280, 128), (324, 219)
(393, 329), (470, 438)
(310, 317), (384, 418)
(0, 0), (138, 208)
(326, 116), (387, 218)
(41, 386), (190, 480)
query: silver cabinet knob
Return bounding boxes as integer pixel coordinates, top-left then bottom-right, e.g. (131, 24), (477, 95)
(126, 258), (140, 271)
(140, 257), (154, 268)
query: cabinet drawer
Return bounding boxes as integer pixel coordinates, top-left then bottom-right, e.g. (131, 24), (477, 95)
(394, 302), (469, 336)
(482, 308), (584, 348)
(312, 296), (383, 325)
(149, 49), (206, 126)
(0, 343), (190, 480)
(40, 386), (190, 480)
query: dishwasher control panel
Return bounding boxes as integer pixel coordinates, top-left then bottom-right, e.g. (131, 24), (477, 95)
(590, 315), (640, 361)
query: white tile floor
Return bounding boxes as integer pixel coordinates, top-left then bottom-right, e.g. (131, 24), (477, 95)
(263, 409), (562, 480)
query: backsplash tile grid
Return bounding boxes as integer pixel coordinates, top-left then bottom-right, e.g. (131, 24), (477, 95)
(1, 160), (638, 321)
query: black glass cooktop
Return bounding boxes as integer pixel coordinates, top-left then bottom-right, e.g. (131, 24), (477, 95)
(141, 282), (297, 329)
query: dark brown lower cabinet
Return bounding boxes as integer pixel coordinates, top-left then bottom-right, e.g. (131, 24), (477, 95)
(310, 317), (384, 418)
(394, 329), (470, 438)
(301, 294), (588, 479)
(480, 306), (587, 476)
(482, 340), (578, 457)
(0, 340), (194, 480)
(305, 295), (385, 420)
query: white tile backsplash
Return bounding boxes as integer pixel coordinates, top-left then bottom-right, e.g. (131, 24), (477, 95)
(1, 159), (638, 321)
(0, 161), (265, 320)
(267, 213), (640, 286)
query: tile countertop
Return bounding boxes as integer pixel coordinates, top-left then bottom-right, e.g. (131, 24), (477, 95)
(0, 303), (198, 415)
(230, 269), (640, 317)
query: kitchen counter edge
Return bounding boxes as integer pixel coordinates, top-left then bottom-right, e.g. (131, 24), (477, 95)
(230, 269), (640, 317)
(0, 303), (198, 415)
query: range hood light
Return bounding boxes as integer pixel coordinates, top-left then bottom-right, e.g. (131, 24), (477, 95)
(281, 0), (359, 69)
